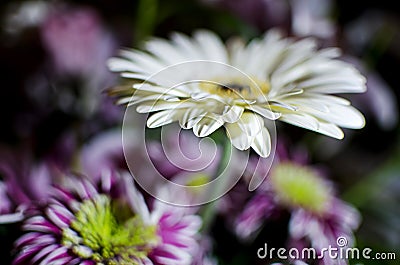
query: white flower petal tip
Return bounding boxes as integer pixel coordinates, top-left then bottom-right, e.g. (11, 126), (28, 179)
(251, 127), (271, 158)
(108, 29), (367, 155)
(193, 116), (224, 137)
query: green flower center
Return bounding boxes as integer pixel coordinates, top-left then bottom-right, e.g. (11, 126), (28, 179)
(270, 162), (332, 214)
(62, 195), (158, 264)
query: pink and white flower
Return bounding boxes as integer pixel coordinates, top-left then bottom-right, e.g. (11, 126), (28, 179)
(13, 171), (202, 265)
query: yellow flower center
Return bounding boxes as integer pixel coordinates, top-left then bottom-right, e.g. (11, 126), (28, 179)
(270, 162), (332, 214)
(199, 76), (270, 100)
(62, 195), (158, 264)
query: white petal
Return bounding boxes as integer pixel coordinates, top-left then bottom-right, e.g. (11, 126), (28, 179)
(170, 32), (203, 60)
(282, 97), (330, 113)
(119, 49), (166, 74)
(279, 113), (320, 131)
(318, 47), (342, 58)
(309, 94), (351, 105)
(136, 101), (194, 113)
(193, 115), (224, 137)
(107, 58), (141, 72)
(312, 104), (366, 129)
(145, 38), (186, 64)
(179, 108), (206, 129)
(273, 38), (317, 74)
(251, 127), (271, 158)
(222, 105), (244, 123)
(225, 122), (252, 150)
(316, 123), (344, 139)
(194, 30), (228, 62)
(120, 72), (152, 80)
(147, 110), (181, 128)
(122, 173), (151, 222)
(0, 212), (24, 223)
(299, 68), (366, 93)
(237, 112), (264, 137)
(133, 84), (189, 97)
(128, 94), (169, 106)
(248, 105), (281, 120)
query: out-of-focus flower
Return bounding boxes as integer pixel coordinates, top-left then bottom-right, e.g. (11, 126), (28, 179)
(13, 172), (202, 265)
(3, 0), (49, 35)
(38, 5), (117, 117)
(234, 193), (277, 239)
(41, 5), (114, 78)
(80, 129), (128, 180)
(344, 10), (397, 56)
(149, 190), (202, 265)
(344, 57), (398, 130)
(109, 30), (366, 158)
(270, 162), (333, 214)
(225, 140), (317, 239)
(191, 237), (218, 265)
(270, 163), (360, 258)
(232, 155), (360, 265)
(203, 0), (335, 42)
(0, 181), (12, 215)
(289, 0), (336, 41)
(360, 71), (398, 129)
(289, 199), (360, 263)
(0, 150), (55, 215)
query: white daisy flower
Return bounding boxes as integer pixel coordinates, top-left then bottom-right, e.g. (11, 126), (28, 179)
(108, 30), (366, 157)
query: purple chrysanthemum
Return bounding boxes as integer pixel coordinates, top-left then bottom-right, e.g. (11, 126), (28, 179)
(289, 199), (361, 265)
(231, 143), (361, 264)
(0, 150), (57, 223)
(13, 172), (201, 265)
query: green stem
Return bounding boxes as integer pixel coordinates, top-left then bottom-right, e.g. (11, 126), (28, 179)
(201, 136), (232, 232)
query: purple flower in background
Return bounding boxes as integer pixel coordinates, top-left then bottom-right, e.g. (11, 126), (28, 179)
(0, 180), (12, 215)
(203, 0), (335, 42)
(270, 162), (360, 265)
(25, 3), (119, 118)
(191, 237), (218, 265)
(41, 5), (115, 78)
(0, 149), (56, 218)
(344, 56), (398, 130)
(224, 140), (307, 239)
(13, 171), (202, 265)
(234, 192), (277, 239)
(230, 142), (360, 265)
(289, 199), (361, 265)
(150, 194), (202, 265)
(80, 129), (127, 180)
(289, 0), (336, 41)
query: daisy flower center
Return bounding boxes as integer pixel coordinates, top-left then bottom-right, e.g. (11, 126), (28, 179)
(199, 76), (270, 100)
(270, 162), (332, 214)
(61, 195), (158, 264)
